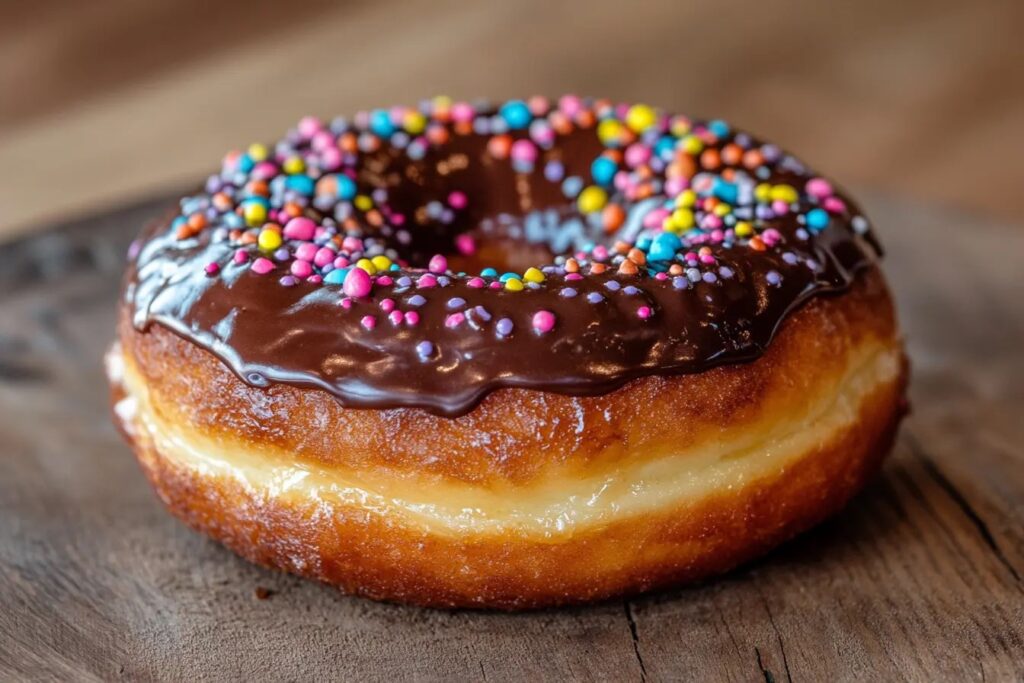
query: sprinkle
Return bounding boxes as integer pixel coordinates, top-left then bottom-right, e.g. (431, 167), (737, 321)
(499, 100), (532, 130)
(504, 277), (524, 291)
(283, 217), (316, 241)
(427, 254), (449, 274)
(407, 294), (426, 306)
(637, 306), (652, 319)
(523, 267), (545, 283)
(445, 312), (466, 328)
(625, 104), (657, 133)
(806, 208), (830, 230)
(560, 287), (578, 298)
(586, 292), (604, 303)
(577, 186), (608, 213)
(204, 262), (220, 276)
(447, 297), (466, 309)
(360, 315), (377, 330)
(532, 310), (556, 334)
(251, 257), (275, 275)
(496, 318), (514, 336)
(343, 267), (373, 297)
(416, 340), (434, 359)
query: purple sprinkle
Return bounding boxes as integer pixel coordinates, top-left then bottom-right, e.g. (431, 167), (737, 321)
(416, 340), (434, 359)
(397, 276), (413, 287)
(408, 294), (426, 307)
(623, 285), (639, 296)
(766, 270), (783, 286)
(604, 280), (621, 291)
(279, 275), (298, 287)
(560, 287), (578, 298)
(782, 252), (799, 265)
(274, 248), (290, 261)
(447, 297), (466, 309)
(672, 276), (688, 289)
(718, 266), (734, 279)
(473, 305), (492, 321)
(437, 275), (451, 287)
(496, 318), (514, 336)
(702, 272), (717, 283)
(586, 292), (604, 303)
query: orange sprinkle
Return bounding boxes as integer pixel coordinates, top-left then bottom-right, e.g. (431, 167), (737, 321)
(590, 262), (607, 274)
(427, 126), (450, 145)
(602, 204), (625, 233)
(721, 143), (742, 166)
(749, 236), (767, 251)
(700, 148), (721, 170)
(668, 263), (684, 275)
(742, 149), (764, 169)
(339, 133), (358, 153)
(618, 259), (639, 275)
(575, 110), (597, 128)
(627, 248), (646, 265)
(238, 232), (258, 245)
(565, 258), (580, 273)
(487, 134), (512, 159)
(187, 213), (207, 230)
(282, 203), (302, 218)
(613, 240), (631, 254)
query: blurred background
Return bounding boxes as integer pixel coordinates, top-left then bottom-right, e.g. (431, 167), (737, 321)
(0, 0), (1020, 238)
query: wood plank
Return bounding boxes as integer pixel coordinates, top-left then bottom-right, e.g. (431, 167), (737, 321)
(0, 193), (1021, 680)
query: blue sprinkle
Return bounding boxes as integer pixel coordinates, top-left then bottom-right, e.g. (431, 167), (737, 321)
(323, 268), (349, 285)
(806, 208), (830, 231)
(496, 318), (514, 336)
(708, 119), (731, 138)
(337, 174), (356, 200)
(370, 109), (395, 137)
(561, 176), (584, 198)
(590, 156), (618, 186)
(648, 232), (682, 261)
(712, 178), (738, 204)
(237, 154), (255, 173)
(447, 297), (466, 309)
(286, 174), (315, 195)
(499, 272), (518, 282)
(480, 267), (499, 278)
(499, 100), (532, 130)
(407, 294), (426, 306)
(544, 161), (565, 182)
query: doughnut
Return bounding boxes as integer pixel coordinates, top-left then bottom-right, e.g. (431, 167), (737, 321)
(107, 96), (907, 609)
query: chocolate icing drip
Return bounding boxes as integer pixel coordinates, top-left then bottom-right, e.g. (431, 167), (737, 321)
(125, 102), (880, 416)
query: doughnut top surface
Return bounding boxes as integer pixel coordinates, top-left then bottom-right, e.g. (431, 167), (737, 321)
(126, 96), (881, 416)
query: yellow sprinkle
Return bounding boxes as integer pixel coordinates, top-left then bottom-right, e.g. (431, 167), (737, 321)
(597, 119), (625, 146)
(625, 104), (657, 133)
(504, 277), (524, 292)
(675, 189), (697, 209)
(735, 221), (754, 237)
(770, 184), (799, 203)
(247, 143), (269, 162)
(713, 203), (732, 217)
(354, 195), (373, 211)
(669, 118), (691, 137)
(433, 95), (453, 110)
(356, 258), (377, 274)
(244, 203), (267, 227)
(371, 255), (392, 271)
(755, 183), (772, 203)
(282, 156), (305, 174)
(403, 111), (427, 135)
(662, 217), (683, 234)
(523, 267), (545, 283)
(672, 208), (695, 229)
(681, 135), (704, 155)
(257, 228), (282, 251)
(577, 186), (608, 214)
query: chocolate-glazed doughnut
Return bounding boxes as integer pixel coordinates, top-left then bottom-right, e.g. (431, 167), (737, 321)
(108, 96), (907, 609)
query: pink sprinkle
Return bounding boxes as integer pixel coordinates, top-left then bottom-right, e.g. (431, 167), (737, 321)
(376, 275), (393, 286)
(405, 311), (420, 326)
(565, 273), (583, 281)
(771, 200), (790, 215)
(283, 217), (316, 241)
(320, 147), (341, 171)
(559, 94), (582, 117)
(339, 298), (353, 309)
(451, 102), (475, 123)
(204, 262), (220, 276)
(307, 275), (323, 284)
(290, 260), (313, 278)
(445, 312), (466, 328)
(823, 196), (847, 213)
(532, 310), (556, 334)
(251, 257), (275, 275)
(417, 274), (438, 288)
(342, 236), (363, 253)
(806, 177), (833, 199)
(252, 161), (278, 180)
(762, 228), (782, 246)
(637, 306), (653, 319)
(644, 208), (669, 229)
(297, 115), (322, 139)
(456, 233), (476, 255)
(360, 315), (376, 330)
(654, 272), (668, 281)
(343, 268), (372, 298)
(389, 310), (404, 325)
(510, 139), (538, 163)
(233, 249), (250, 265)
(295, 242), (318, 261)
(699, 253), (716, 265)
(448, 191), (468, 210)
(428, 255), (447, 274)
(334, 256), (351, 269)
(379, 298), (396, 313)
(466, 277), (485, 288)
(624, 143), (651, 168)
(314, 247), (336, 267)
(489, 281), (503, 290)
(592, 245), (609, 260)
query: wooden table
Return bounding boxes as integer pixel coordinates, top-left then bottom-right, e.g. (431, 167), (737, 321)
(1, 194), (1021, 681)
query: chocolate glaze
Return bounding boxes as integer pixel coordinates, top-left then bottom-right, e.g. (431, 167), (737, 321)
(125, 104), (880, 417)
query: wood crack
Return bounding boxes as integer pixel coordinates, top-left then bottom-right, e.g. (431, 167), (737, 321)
(755, 646), (775, 683)
(757, 587), (794, 683)
(905, 432), (1022, 584)
(622, 600), (647, 682)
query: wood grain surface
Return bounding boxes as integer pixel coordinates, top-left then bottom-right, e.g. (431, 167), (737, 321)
(1, 0), (1022, 237)
(1, 194), (1022, 680)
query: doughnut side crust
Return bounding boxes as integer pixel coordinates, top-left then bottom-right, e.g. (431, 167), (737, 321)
(109, 267), (907, 609)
